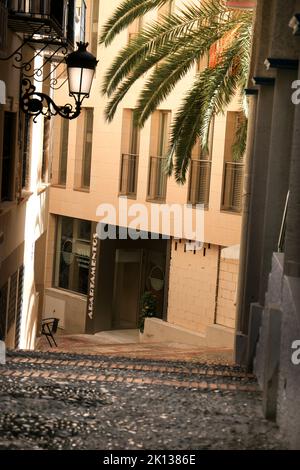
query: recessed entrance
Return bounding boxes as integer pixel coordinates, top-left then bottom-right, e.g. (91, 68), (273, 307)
(86, 233), (169, 334)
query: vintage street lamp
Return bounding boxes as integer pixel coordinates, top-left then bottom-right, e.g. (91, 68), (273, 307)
(20, 42), (98, 121)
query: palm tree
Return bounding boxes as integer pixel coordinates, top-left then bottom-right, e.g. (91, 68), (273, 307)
(100, 0), (253, 183)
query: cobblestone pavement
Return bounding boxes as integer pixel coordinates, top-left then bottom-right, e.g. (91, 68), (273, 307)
(36, 334), (234, 363)
(0, 350), (287, 450)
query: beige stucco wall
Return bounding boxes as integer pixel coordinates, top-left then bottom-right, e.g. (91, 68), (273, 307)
(45, 0), (242, 339)
(0, 29), (50, 349)
(49, 0), (242, 246)
(43, 288), (87, 334)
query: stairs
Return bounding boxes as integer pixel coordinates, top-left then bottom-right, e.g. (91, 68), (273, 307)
(0, 349), (285, 450)
(4, 349), (258, 392)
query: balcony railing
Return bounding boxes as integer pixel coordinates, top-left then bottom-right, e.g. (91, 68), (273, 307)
(0, 1), (8, 51)
(147, 156), (167, 202)
(188, 159), (212, 207)
(7, 0), (75, 46)
(221, 161), (244, 213)
(119, 153), (139, 198)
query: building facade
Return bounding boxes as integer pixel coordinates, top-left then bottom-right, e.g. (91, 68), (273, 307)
(0, 0), (77, 349)
(43, 0), (244, 348)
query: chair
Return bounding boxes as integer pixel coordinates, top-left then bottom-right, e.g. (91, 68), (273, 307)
(41, 317), (59, 347)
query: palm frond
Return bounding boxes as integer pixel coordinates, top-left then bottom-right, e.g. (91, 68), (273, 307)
(101, 0), (254, 182)
(99, 0), (169, 46)
(100, 0), (226, 46)
(105, 20), (239, 123)
(168, 27), (250, 183)
(101, 0), (236, 96)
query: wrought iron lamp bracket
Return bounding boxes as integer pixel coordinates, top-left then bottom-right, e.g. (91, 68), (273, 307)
(20, 79), (81, 122)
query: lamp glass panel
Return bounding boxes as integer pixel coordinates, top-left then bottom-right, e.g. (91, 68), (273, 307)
(68, 67), (94, 97)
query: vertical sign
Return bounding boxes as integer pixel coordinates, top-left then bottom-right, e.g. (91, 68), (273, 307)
(87, 227), (99, 321)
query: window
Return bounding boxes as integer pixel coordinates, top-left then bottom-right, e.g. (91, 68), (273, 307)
(196, 53), (209, 73)
(119, 110), (140, 197)
(7, 271), (18, 341)
(67, 0), (76, 46)
(90, 0), (100, 56)
(21, 114), (31, 190)
(157, 111), (170, 157)
(221, 111), (245, 212)
(0, 282), (8, 341)
(74, 108), (94, 189)
(158, 0), (174, 19)
(1, 111), (16, 202)
(54, 216), (92, 295)
(41, 117), (50, 183)
(0, 265), (24, 346)
(128, 16), (143, 41)
(188, 118), (214, 207)
(147, 110), (170, 201)
(58, 118), (69, 186)
(75, 0), (86, 43)
(82, 108), (93, 188)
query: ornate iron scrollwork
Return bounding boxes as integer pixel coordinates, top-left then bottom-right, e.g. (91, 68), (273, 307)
(20, 78), (81, 122)
(0, 24), (69, 86)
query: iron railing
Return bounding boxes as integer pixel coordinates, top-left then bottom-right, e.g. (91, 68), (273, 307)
(188, 159), (212, 207)
(147, 156), (167, 201)
(8, 0), (64, 22)
(278, 191), (289, 253)
(7, 0), (75, 46)
(119, 153), (139, 197)
(221, 161), (244, 213)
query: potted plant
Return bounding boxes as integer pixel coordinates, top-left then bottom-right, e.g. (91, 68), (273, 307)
(139, 291), (158, 334)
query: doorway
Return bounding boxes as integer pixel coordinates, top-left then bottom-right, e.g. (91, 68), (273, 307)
(112, 249), (143, 329)
(87, 235), (169, 333)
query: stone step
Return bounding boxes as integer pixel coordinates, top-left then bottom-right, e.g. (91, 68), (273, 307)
(6, 355), (255, 380)
(7, 349), (247, 375)
(1, 350), (258, 392)
(0, 367), (259, 392)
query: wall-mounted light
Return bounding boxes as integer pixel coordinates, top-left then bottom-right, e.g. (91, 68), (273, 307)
(20, 42), (98, 121)
(289, 14), (300, 35)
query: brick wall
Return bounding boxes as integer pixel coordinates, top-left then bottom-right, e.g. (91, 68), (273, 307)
(215, 256), (239, 329)
(167, 240), (219, 334)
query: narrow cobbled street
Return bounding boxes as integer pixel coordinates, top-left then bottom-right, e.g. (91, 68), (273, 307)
(0, 350), (286, 450)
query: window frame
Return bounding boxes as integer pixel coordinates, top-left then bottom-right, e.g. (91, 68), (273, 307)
(147, 110), (171, 202)
(187, 117), (215, 207)
(81, 107), (94, 190)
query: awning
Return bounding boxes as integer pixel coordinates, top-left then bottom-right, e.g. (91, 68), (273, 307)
(0, 80), (6, 104)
